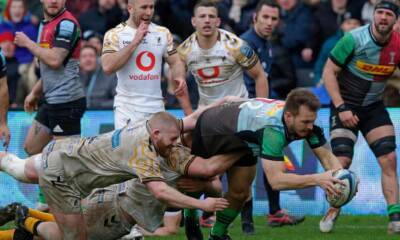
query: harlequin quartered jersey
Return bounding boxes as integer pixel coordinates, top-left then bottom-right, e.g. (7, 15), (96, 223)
(329, 24), (400, 106)
(177, 29), (259, 106)
(103, 22), (176, 113)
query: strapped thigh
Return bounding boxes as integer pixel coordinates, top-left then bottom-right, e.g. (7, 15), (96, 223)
(330, 128), (358, 159)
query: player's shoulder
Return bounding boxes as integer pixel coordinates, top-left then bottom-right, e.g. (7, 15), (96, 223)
(220, 28), (245, 47)
(150, 23), (171, 34)
(177, 32), (196, 58)
(104, 22), (129, 37)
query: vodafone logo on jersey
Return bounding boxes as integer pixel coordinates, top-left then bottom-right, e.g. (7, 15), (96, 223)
(197, 67), (220, 84)
(136, 51), (156, 71)
(129, 51), (160, 81)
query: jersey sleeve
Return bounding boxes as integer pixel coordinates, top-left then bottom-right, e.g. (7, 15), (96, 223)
(53, 19), (80, 50)
(305, 125), (327, 149)
(232, 40), (259, 70)
(167, 144), (196, 175)
(261, 128), (286, 161)
(164, 29), (177, 58)
(329, 33), (356, 67)
(102, 29), (119, 55)
(0, 51), (6, 78)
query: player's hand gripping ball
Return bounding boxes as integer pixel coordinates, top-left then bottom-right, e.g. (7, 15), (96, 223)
(326, 169), (359, 208)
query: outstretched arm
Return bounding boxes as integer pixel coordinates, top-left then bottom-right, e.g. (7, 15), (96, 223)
(262, 158), (342, 196)
(145, 181), (228, 212)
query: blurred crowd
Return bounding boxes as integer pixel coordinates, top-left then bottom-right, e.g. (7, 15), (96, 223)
(2, 0), (400, 109)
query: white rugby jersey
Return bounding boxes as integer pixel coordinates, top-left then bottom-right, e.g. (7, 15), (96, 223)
(177, 29), (259, 106)
(103, 22), (176, 113)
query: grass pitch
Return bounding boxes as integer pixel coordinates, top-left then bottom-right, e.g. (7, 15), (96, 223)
(149, 215), (397, 240)
(1, 215), (396, 240)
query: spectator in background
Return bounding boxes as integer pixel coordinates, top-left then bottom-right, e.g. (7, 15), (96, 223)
(25, 0), (42, 25)
(66, 0), (96, 17)
(79, 0), (124, 35)
(240, 0), (305, 234)
(311, 16), (361, 105)
(309, 0), (354, 59)
(1, 0), (38, 107)
(82, 30), (104, 56)
(0, 31), (19, 108)
(362, 0), (378, 24)
(79, 45), (116, 109)
(276, 0), (316, 87)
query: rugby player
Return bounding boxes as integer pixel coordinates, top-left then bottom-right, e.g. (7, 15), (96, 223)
(0, 146), (228, 240)
(0, 50), (10, 149)
(321, 0), (400, 234)
(183, 88), (344, 240)
(177, 1), (268, 237)
(102, 0), (192, 129)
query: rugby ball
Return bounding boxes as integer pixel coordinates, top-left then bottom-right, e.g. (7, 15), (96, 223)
(326, 169), (359, 208)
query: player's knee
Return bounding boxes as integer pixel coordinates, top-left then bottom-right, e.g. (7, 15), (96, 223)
(370, 136), (396, 158)
(229, 188), (250, 202)
(331, 137), (354, 160)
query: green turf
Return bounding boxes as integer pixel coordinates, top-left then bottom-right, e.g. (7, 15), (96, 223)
(148, 215), (397, 240)
(1, 215), (397, 239)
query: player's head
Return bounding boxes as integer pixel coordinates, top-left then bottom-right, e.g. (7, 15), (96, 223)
(41, 0), (66, 18)
(284, 88), (321, 138)
(373, 0), (399, 35)
(148, 112), (181, 158)
(253, 0), (280, 39)
(127, 0), (155, 26)
(192, 1), (221, 37)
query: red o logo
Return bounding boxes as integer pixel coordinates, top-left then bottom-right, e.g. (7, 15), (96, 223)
(197, 66), (220, 80)
(136, 51), (156, 71)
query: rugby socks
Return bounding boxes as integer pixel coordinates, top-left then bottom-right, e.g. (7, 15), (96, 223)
(211, 208), (239, 237)
(184, 192), (203, 224)
(28, 209), (55, 222)
(0, 230), (14, 240)
(37, 189), (46, 207)
(23, 217), (42, 236)
(388, 204), (400, 221)
(263, 172), (281, 214)
(0, 229), (33, 240)
(241, 198), (254, 224)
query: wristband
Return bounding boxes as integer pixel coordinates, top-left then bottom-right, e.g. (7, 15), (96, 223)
(336, 103), (350, 113)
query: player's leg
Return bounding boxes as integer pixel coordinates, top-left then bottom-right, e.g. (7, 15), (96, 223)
(14, 204), (60, 240)
(364, 125), (399, 234)
(358, 103), (400, 234)
(0, 152), (40, 183)
(210, 165), (256, 240)
(0, 229), (33, 240)
(240, 189), (254, 235)
(152, 210), (182, 236)
(263, 172), (305, 227)
(23, 103), (53, 155)
(320, 106), (358, 233)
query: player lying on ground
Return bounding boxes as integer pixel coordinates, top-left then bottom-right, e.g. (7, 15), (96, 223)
(0, 108), (247, 240)
(0, 148), (224, 240)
